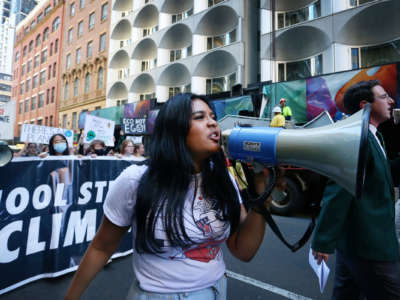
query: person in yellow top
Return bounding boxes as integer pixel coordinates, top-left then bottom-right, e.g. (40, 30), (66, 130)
(270, 106), (285, 128)
(280, 98), (293, 120)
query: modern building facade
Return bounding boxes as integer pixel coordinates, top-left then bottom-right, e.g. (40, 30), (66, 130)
(0, 15), (14, 74)
(260, 0), (400, 83)
(0, 72), (12, 102)
(59, 0), (111, 130)
(10, 0), (37, 26)
(12, 0), (64, 137)
(106, 0), (258, 105)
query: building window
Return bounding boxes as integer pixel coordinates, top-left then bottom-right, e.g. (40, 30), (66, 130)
(53, 62), (57, 77)
(72, 112), (77, 129)
(27, 60), (32, 72)
(207, 29), (236, 50)
(64, 82), (69, 99)
(99, 33), (106, 52)
(66, 54), (71, 69)
(40, 70), (46, 85)
(79, 0), (85, 9)
(20, 82), (24, 95)
(139, 93), (155, 101)
(50, 43), (53, 56)
(70, 3), (75, 17)
(25, 79), (30, 92)
(33, 75), (38, 88)
(19, 102), (23, 114)
(84, 73), (90, 94)
(31, 96), (36, 110)
(48, 65), (52, 79)
(349, 0), (375, 7)
(43, 27), (49, 41)
(38, 93), (44, 108)
(50, 115), (53, 126)
(36, 34), (41, 47)
(46, 88), (50, 104)
(87, 41), (93, 58)
(23, 46), (27, 56)
(77, 21), (83, 37)
(44, 5), (51, 16)
(101, 3), (108, 21)
(97, 67), (103, 89)
(21, 64), (26, 75)
(206, 72), (237, 94)
(89, 12), (95, 29)
(76, 48), (81, 64)
(276, 0), (321, 30)
(37, 13), (43, 23)
(51, 87), (55, 103)
(74, 78), (79, 97)
(52, 17), (60, 32)
(25, 99), (29, 112)
(62, 114), (67, 128)
(355, 39), (400, 69)
(68, 28), (73, 43)
(351, 48), (360, 70)
(34, 55), (39, 68)
(277, 54), (323, 81)
(45, 117), (48, 126)
(55, 39), (59, 52)
(208, 0), (224, 8)
(29, 40), (34, 52)
(15, 51), (20, 62)
(41, 49), (48, 63)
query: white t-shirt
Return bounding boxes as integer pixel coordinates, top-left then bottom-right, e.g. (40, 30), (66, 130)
(103, 164), (242, 293)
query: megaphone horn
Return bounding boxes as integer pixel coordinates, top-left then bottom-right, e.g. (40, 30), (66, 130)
(222, 104), (370, 199)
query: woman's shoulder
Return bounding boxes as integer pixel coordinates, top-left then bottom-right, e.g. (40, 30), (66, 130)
(118, 163), (148, 182)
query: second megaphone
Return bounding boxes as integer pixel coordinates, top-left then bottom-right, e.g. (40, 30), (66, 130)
(222, 104), (371, 200)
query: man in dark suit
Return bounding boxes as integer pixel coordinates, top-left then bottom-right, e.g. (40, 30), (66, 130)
(312, 80), (400, 300)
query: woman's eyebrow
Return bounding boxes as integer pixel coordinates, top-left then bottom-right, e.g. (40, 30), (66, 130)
(191, 110), (205, 115)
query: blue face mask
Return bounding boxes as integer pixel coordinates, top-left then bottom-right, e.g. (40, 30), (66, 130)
(54, 142), (67, 154)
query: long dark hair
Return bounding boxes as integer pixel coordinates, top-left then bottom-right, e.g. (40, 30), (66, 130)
(135, 93), (241, 253)
(49, 134), (69, 155)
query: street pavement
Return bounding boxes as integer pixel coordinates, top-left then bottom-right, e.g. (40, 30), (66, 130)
(2, 215), (336, 300)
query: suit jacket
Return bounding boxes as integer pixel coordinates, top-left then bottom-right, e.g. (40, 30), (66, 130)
(312, 130), (400, 261)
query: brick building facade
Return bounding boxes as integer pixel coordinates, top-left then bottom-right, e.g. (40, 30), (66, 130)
(12, 0), (64, 138)
(59, 0), (110, 130)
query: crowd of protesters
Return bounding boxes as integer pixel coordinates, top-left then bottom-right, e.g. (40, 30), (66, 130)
(13, 132), (146, 160)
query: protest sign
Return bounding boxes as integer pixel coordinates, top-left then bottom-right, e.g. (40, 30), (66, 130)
(0, 101), (16, 140)
(83, 115), (115, 146)
(0, 158), (136, 295)
(20, 124), (74, 146)
(126, 135), (142, 144)
(121, 118), (146, 135)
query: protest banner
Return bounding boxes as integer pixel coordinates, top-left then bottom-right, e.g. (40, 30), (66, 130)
(0, 158), (137, 295)
(83, 115), (115, 146)
(20, 124), (74, 146)
(121, 118), (146, 135)
(0, 101), (16, 140)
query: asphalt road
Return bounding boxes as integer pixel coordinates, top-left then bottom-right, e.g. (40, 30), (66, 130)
(2, 216), (336, 300)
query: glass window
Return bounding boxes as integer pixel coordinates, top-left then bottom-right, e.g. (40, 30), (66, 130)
(99, 33), (106, 52)
(74, 78), (79, 97)
(38, 93), (44, 108)
(29, 40), (34, 52)
(51, 87), (55, 103)
(72, 112), (77, 129)
(52, 17), (60, 32)
(33, 75), (38, 88)
(278, 63), (285, 82)
(36, 34), (41, 47)
(79, 0), (85, 9)
(25, 99), (29, 112)
(34, 55), (39, 68)
(97, 67), (103, 89)
(20, 83), (24, 95)
(41, 49), (47, 63)
(76, 48), (81, 64)
(15, 51), (19, 62)
(77, 21), (83, 37)
(40, 70), (46, 85)
(46, 89), (50, 104)
(286, 59), (311, 81)
(21, 64), (26, 75)
(50, 116), (53, 126)
(43, 28), (49, 41)
(55, 39), (59, 52)
(44, 5), (51, 16)
(87, 41), (93, 58)
(360, 39), (400, 68)
(101, 3), (108, 21)
(48, 65), (52, 79)
(68, 28), (73, 43)
(23, 46), (27, 56)
(89, 12), (95, 29)
(64, 82), (69, 99)
(53, 62), (57, 77)
(31, 96), (36, 110)
(62, 114), (67, 128)
(66, 54), (71, 69)
(84, 73), (90, 94)
(37, 13), (43, 23)
(25, 79), (30, 92)
(70, 3), (75, 17)
(19, 102), (23, 114)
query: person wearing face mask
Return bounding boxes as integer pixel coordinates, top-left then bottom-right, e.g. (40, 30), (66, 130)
(86, 140), (108, 157)
(39, 134), (71, 158)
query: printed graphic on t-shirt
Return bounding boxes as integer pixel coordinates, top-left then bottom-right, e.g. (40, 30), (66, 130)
(155, 192), (230, 263)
